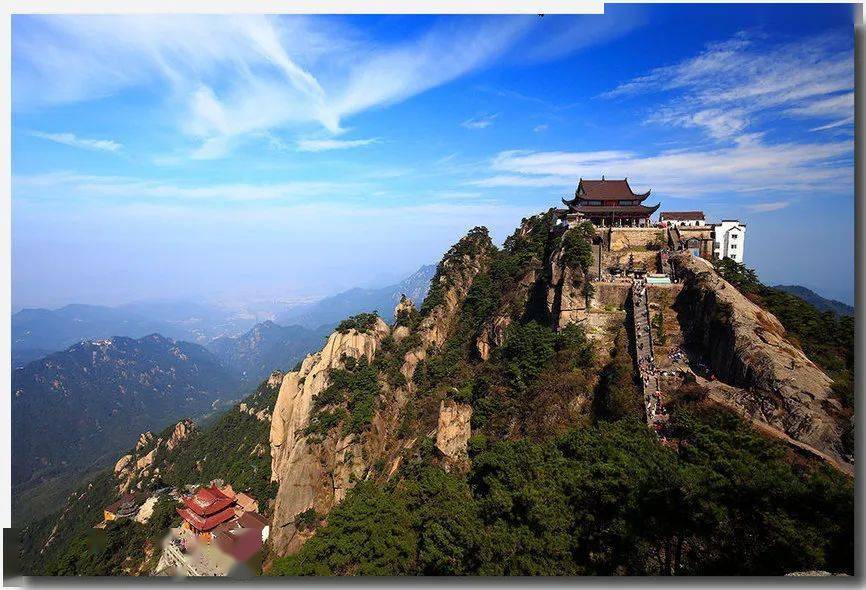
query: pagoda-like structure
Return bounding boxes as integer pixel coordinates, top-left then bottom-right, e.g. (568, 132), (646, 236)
(176, 484), (237, 541)
(560, 177), (660, 227)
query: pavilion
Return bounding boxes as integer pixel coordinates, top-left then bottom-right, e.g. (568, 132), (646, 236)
(176, 484), (237, 542)
(560, 177), (660, 227)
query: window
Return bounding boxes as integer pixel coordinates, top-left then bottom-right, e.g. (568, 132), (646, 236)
(731, 244), (737, 249)
(731, 233), (738, 239)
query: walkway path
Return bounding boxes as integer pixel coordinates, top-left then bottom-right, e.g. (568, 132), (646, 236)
(632, 278), (665, 429)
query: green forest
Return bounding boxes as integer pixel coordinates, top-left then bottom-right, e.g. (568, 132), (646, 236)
(271, 397), (853, 575)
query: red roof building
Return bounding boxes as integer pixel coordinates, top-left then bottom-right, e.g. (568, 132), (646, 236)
(177, 485), (237, 540)
(561, 177), (660, 227)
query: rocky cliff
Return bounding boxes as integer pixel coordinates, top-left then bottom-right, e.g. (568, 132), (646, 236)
(267, 229), (494, 557)
(268, 317), (391, 553)
(671, 253), (850, 467)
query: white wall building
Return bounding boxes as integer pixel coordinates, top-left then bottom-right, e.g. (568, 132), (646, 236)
(659, 211), (706, 226)
(712, 220), (746, 263)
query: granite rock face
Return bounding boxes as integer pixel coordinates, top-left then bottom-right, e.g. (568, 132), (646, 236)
(671, 253), (849, 467)
(435, 400), (472, 473)
(268, 318), (391, 555)
(267, 229), (494, 559)
(114, 418), (196, 493)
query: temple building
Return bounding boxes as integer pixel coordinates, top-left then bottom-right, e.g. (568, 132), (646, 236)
(659, 211), (706, 227)
(560, 177), (660, 227)
(176, 484), (237, 542)
(103, 493), (139, 521)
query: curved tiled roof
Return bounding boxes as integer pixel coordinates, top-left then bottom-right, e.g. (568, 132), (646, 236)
(177, 505), (236, 532)
(182, 484), (235, 516)
(569, 178), (652, 202)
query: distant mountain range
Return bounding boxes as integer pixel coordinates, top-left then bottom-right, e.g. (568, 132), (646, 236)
(12, 265), (436, 367)
(209, 321), (330, 386)
(12, 334), (241, 492)
(277, 264), (436, 328)
(773, 285), (854, 317)
(11, 301), (262, 359)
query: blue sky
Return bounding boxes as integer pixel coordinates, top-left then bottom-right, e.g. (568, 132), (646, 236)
(12, 5), (856, 310)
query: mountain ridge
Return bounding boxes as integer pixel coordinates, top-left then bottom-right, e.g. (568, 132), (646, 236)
(277, 264), (435, 328)
(772, 284), (853, 317)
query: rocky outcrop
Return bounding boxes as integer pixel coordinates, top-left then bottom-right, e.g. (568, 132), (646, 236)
(403, 229), (493, 383)
(135, 449), (156, 471)
(114, 418), (196, 493)
(267, 229), (495, 560)
(547, 227), (591, 330)
(114, 454), (132, 475)
(267, 370), (285, 388)
(268, 318), (391, 556)
(435, 400), (472, 473)
(392, 296), (416, 342)
(166, 420), (193, 451)
(671, 253), (849, 467)
(547, 245), (588, 330)
(135, 432), (155, 452)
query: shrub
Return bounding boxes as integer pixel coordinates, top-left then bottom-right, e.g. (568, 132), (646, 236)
(336, 312), (380, 334)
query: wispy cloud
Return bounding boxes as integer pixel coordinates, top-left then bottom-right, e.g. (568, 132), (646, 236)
(533, 124), (549, 133)
(471, 135), (852, 198)
(602, 32), (854, 139)
(30, 130), (121, 152)
(746, 201), (791, 213)
(516, 6), (646, 63)
(296, 137), (379, 152)
(13, 171), (365, 202)
(14, 15), (533, 159)
(461, 113), (499, 130)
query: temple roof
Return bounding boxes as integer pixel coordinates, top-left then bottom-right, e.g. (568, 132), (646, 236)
(104, 493), (138, 516)
(183, 484), (235, 516)
(177, 505), (236, 532)
(215, 527), (264, 562)
(571, 177), (651, 202)
(237, 511), (269, 531)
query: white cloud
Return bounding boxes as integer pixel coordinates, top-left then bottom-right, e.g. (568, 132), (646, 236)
(461, 113), (499, 130)
(13, 15), (531, 158)
(648, 108), (748, 141)
(296, 137), (379, 152)
(29, 130), (121, 152)
(533, 124), (549, 132)
(472, 136), (853, 197)
(746, 201), (791, 213)
(602, 32), (854, 139)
